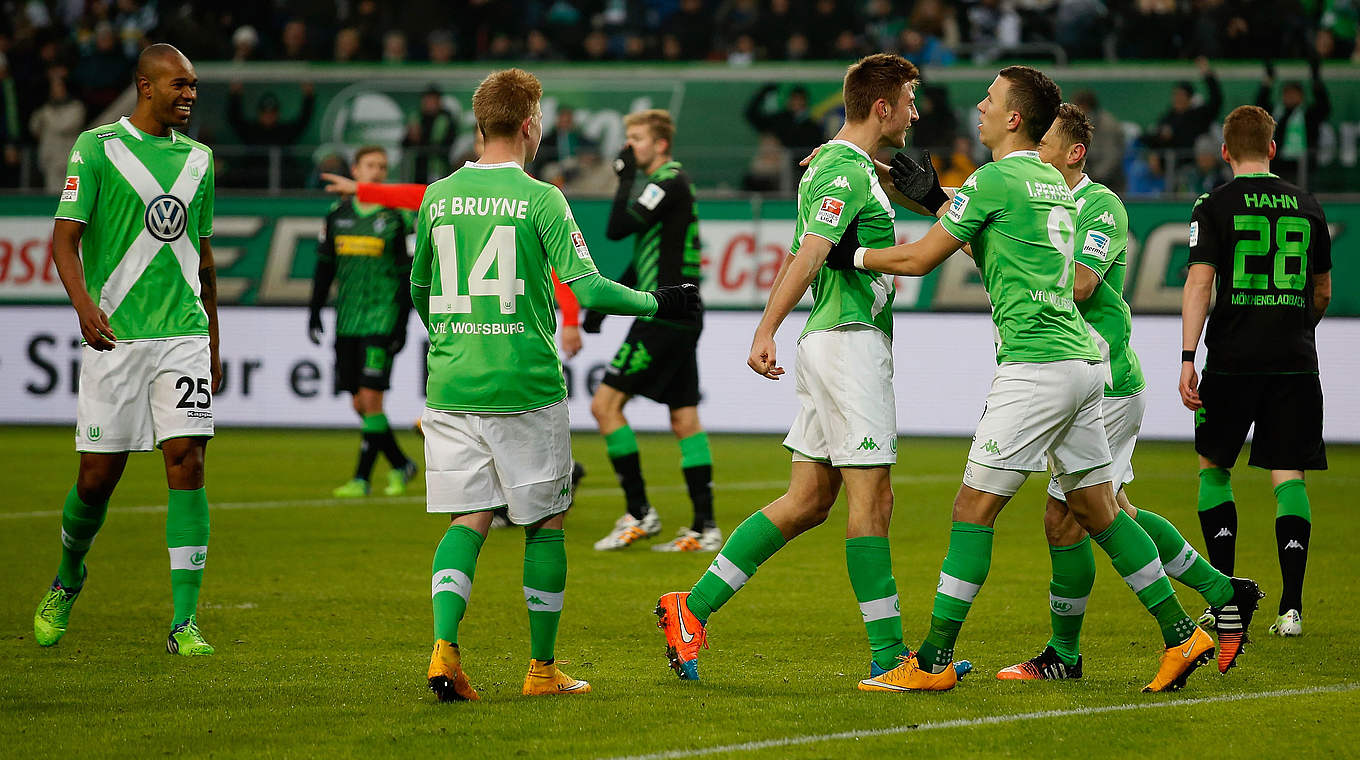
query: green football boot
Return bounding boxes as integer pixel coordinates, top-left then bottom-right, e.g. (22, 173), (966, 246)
(332, 478), (369, 498)
(33, 569), (85, 646)
(166, 616), (215, 656)
(384, 461), (418, 496)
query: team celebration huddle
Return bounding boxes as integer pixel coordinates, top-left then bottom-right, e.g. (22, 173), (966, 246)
(33, 45), (1330, 704)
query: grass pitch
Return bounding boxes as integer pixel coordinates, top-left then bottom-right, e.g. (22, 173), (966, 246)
(2, 426), (1357, 758)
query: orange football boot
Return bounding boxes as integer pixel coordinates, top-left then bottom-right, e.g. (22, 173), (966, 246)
(655, 591), (707, 680)
(858, 654), (958, 692)
(523, 659), (591, 695)
(1143, 626), (1214, 692)
(427, 639), (480, 702)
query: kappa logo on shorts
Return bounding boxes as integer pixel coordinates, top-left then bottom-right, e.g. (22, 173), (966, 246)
(145, 194), (188, 242)
(980, 439), (1001, 455)
(87, 425), (101, 441)
(816, 197), (845, 226)
(856, 436), (880, 451)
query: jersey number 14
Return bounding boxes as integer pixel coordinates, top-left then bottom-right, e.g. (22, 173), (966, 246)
(429, 225), (526, 315)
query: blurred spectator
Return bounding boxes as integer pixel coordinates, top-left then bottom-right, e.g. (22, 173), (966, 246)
(1120, 0), (1182, 59)
(911, 0), (962, 46)
(74, 21), (132, 115)
(898, 28), (956, 67)
(1072, 90), (1127, 192)
(0, 53), (23, 188)
(227, 81), (316, 188)
(728, 34), (757, 65)
(334, 28), (363, 62)
(350, 0), (389, 58)
(936, 136), (979, 188)
(1256, 57), (1331, 187)
(807, 0), (854, 59)
(1317, 0), (1358, 59)
(115, 0), (157, 58)
(404, 84), (457, 182)
(1125, 148), (1169, 197)
(911, 83), (959, 152)
(744, 83), (824, 178)
(968, 0), (1022, 63)
(758, 0), (798, 58)
(562, 144), (617, 196)
(582, 30), (609, 61)
(427, 29), (456, 62)
(864, 0), (905, 51)
(382, 30), (408, 63)
(280, 19), (311, 61)
(1143, 57), (1221, 171)
(525, 30), (560, 61)
(309, 151), (348, 190)
(742, 133), (787, 192)
(786, 33), (811, 61)
(671, 0), (710, 60)
(1055, 0), (1106, 59)
(29, 67), (85, 192)
(232, 25), (259, 62)
(535, 106), (594, 175)
(1177, 134), (1232, 194)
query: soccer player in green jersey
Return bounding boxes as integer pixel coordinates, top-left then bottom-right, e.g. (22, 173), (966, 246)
(308, 144), (418, 499)
(34, 44), (219, 656)
(1181, 106), (1332, 639)
(587, 109), (718, 553)
(414, 68), (698, 701)
(994, 104), (1262, 682)
(841, 66), (1213, 693)
(655, 54), (929, 687)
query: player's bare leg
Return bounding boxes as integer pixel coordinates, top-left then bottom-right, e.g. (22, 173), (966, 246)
(161, 436), (213, 655)
(34, 452), (127, 646)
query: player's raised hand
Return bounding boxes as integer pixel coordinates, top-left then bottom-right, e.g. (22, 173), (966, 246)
(613, 145), (637, 177)
(320, 172), (357, 196)
(747, 332), (783, 380)
(76, 300), (116, 351)
(1179, 362), (1202, 410)
(650, 284), (701, 321)
(889, 150), (948, 213)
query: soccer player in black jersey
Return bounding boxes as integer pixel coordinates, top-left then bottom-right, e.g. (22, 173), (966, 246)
(584, 109), (717, 553)
(1180, 105), (1332, 638)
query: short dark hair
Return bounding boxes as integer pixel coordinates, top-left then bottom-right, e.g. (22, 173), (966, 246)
(1223, 105), (1275, 162)
(353, 144), (386, 163)
(843, 53), (920, 122)
(998, 65), (1061, 144)
(1051, 102), (1093, 168)
(473, 68), (543, 138)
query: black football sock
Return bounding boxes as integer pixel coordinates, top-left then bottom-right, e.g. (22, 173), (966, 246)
(1197, 468), (1236, 575)
(1274, 479), (1312, 615)
(604, 426), (649, 520)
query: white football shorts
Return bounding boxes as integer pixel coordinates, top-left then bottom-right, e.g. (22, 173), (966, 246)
(1047, 390), (1146, 501)
(75, 336), (215, 453)
(783, 325), (897, 468)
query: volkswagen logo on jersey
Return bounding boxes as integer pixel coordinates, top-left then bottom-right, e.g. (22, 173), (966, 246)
(145, 194), (188, 242)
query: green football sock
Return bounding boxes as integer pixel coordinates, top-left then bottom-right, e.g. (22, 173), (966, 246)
(678, 432), (715, 529)
(166, 488), (210, 626)
(688, 510), (786, 622)
(1045, 536), (1094, 666)
(917, 522), (993, 673)
(523, 527), (567, 661)
(57, 485), (107, 588)
(605, 425), (649, 520)
(431, 524), (484, 644)
(1092, 511), (1194, 647)
(846, 536), (904, 671)
(1134, 507), (1232, 607)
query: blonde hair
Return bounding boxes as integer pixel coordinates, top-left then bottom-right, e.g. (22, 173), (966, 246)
(623, 109), (675, 146)
(472, 68), (543, 138)
(1222, 105), (1276, 162)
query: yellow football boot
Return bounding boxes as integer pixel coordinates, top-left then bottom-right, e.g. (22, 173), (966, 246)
(427, 639), (480, 702)
(522, 659), (592, 696)
(1143, 626), (1215, 692)
(858, 654), (958, 692)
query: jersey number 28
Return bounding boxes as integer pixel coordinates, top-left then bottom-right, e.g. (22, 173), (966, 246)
(429, 224), (526, 315)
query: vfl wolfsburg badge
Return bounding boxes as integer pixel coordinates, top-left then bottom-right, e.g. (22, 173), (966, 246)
(87, 425), (102, 441)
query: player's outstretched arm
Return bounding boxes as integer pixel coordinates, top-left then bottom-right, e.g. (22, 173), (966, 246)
(51, 219), (116, 350)
(200, 238), (223, 392)
(748, 237), (829, 380)
(854, 222), (963, 276)
(1179, 263), (1215, 410)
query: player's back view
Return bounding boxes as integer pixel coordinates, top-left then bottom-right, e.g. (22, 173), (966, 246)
(1181, 105), (1332, 638)
(413, 68), (699, 702)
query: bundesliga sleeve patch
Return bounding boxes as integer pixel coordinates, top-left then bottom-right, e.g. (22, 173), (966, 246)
(816, 197), (845, 226)
(638, 183), (667, 210)
(61, 176), (79, 203)
(1189, 220), (1200, 247)
(946, 192), (970, 223)
(1082, 230), (1111, 261)
(571, 230), (591, 259)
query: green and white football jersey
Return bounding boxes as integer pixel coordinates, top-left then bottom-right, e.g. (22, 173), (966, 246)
(1071, 175), (1145, 397)
(54, 117), (215, 341)
(411, 161), (599, 414)
(938, 150), (1099, 364)
(791, 140), (896, 339)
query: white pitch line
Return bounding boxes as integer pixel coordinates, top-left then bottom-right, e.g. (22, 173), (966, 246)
(0, 473), (960, 521)
(600, 683), (1360, 760)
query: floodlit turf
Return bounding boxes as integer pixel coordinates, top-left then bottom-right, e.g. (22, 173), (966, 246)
(2, 426), (1357, 759)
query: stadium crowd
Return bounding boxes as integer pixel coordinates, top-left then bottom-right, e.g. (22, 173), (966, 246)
(0, 0), (1349, 192)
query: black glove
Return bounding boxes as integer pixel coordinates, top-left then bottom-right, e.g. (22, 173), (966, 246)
(649, 283), (701, 321)
(889, 150), (949, 214)
(613, 145), (637, 177)
(581, 309), (606, 334)
(823, 216), (861, 271)
(386, 327), (406, 356)
(307, 310), (324, 345)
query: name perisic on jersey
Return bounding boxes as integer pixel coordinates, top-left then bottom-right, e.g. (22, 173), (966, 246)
(426, 196), (530, 219)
